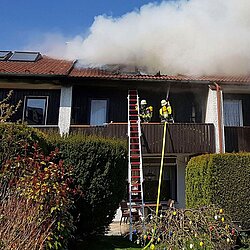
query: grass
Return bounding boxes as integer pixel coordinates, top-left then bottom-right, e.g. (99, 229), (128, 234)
(75, 235), (141, 250)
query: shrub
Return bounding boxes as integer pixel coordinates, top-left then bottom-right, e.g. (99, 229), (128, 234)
(0, 123), (50, 165)
(0, 90), (21, 123)
(51, 134), (128, 236)
(0, 145), (76, 249)
(186, 153), (250, 229)
(0, 193), (53, 250)
(134, 205), (236, 250)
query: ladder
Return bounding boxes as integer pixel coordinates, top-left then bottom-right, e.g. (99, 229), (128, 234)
(127, 90), (145, 241)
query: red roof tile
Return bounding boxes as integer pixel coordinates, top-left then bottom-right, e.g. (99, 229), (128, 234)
(0, 55), (249, 83)
(69, 67), (250, 83)
(0, 56), (74, 76)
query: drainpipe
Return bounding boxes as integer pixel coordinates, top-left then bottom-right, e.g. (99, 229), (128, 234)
(214, 82), (223, 153)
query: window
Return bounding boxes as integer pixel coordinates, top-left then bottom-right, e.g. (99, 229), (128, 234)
(23, 96), (48, 125)
(90, 99), (108, 125)
(224, 99), (243, 126)
(143, 164), (177, 202)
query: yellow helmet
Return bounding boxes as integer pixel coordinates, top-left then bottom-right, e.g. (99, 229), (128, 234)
(161, 99), (167, 106)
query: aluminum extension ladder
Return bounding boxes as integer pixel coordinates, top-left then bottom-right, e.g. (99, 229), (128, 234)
(127, 89), (145, 241)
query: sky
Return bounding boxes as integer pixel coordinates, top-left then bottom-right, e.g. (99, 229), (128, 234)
(0, 0), (162, 51)
(1, 0), (250, 76)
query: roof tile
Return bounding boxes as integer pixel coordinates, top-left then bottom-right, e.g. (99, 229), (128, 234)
(0, 56), (74, 76)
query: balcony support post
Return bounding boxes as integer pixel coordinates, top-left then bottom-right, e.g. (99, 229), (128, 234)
(58, 85), (72, 136)
(205, 84), (225, 153)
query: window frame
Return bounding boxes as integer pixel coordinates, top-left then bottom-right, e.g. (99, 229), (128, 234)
(89, 98), (109, 126)
(22, 96), (49, 125)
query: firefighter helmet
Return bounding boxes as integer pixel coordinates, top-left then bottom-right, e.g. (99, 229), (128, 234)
(161, 99), (167, 106)
(141, 99), (147, 105)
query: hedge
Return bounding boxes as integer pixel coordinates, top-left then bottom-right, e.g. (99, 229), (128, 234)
(50, 134), (128, 236)
(0, 123), (50, 165)
(186, 153), (250, 229)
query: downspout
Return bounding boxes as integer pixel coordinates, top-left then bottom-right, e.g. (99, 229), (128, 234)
(214, 82), (223, 153)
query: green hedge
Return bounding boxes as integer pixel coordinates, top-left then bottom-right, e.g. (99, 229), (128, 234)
(186, 153), (250, 229)
(0, 123), (50, 165)
(50, 134), (128, 236)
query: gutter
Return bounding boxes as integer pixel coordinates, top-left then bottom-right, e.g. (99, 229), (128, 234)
(214, 82), (223, 153)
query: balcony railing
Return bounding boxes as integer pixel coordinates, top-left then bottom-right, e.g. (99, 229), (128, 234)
(69, 123), (216, 154)
(225, 126), (250, 152)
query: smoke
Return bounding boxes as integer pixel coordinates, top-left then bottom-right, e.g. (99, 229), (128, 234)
(42, 0), (250, 76)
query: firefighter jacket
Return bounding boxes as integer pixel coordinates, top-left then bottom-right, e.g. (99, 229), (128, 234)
(159, 105), (172, 119)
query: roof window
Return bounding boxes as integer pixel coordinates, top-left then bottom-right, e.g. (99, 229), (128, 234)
(0, 51), (12, 61)
(8, 51), (42, 62)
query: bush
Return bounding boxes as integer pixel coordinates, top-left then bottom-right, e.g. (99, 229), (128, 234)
(186, 153), (250, 229)
(0, 145), (76, 250)
(0, 123), (50, 165)
(0, 193), (53, 250)
(51, 134), (128, 236)
(134, 205), (235, 250)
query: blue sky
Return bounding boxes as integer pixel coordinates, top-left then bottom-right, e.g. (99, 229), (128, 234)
(0, 0), (163, 51)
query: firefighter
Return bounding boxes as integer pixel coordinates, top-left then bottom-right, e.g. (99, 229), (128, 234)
(159, 99), (173, 123)
(140, 99), (153, 122)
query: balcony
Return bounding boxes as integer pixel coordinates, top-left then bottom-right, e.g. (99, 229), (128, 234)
(225, 126), (250, 152)
(69, 123), (216, 154)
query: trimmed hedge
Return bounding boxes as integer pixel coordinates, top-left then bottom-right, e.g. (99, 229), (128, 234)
(186, 153), (250, 229)
(0, 123), (50, 165)
(51, 134), (128, 236)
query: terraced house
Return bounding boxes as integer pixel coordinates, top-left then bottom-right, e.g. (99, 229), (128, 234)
(0, 50), (250, 208)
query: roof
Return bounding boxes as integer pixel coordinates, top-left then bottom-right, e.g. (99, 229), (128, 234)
(69, 67), (250, 83)
(0, 53), (249, 83)
(0, 56), (74, 76)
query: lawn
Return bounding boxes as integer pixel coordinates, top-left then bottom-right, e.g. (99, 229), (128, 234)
(76, 235), (141, 250)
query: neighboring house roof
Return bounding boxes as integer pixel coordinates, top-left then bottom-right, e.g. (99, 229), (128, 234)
(0, 56), (74, 76)
(69, 67), (250, 83)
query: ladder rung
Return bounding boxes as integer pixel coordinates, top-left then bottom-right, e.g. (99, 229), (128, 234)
(131, 175), (140, 178)
(131, 162), (140, 165)
(131, 183), (141, 187)
(132, 205), (141, 209)
(131, 155), (140, 159)
(131, 168), (140, 171)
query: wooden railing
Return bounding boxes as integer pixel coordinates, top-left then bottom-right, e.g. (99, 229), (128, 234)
(69, 123), (216, 154)
(225, 126), (250, 152)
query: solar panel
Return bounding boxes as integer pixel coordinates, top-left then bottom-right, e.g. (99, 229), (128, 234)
(0, 51), (12, 61)
(8, 51), (41, 62)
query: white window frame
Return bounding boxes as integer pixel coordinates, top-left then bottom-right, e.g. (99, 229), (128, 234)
(223, 99), (243, 127)
(89, 99), (108, 126)
(23, 96), (49, 125)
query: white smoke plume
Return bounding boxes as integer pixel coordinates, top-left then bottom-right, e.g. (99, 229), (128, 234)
(42, 0), (250, 76)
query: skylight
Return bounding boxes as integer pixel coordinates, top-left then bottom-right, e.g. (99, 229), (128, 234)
(8, 51), (42, 62)
(0, 51), (12, 61)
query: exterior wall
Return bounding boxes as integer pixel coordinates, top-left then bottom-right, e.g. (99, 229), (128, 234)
(58, 86), (72, 135)
(0, 88), (60, 125)
(205, 87), (225, 153)
(71, 85), (207, 125)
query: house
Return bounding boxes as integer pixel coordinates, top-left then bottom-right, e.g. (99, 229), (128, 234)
(0, 50), (250, 207)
